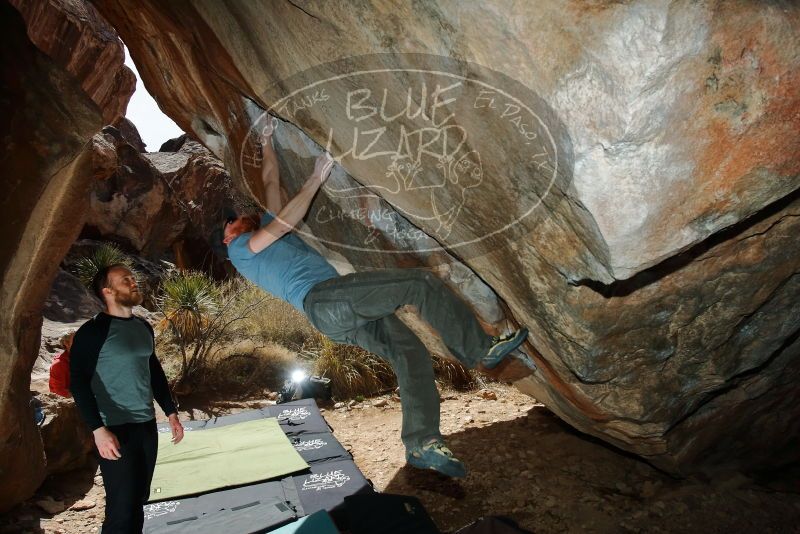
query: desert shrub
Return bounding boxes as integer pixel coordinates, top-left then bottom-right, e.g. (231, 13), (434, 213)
(432, 354), (476, 390)
(155, 273), (477, 399)
(70, 243), (136, 288)
(228, 281), (318, 350)
(158, 271), (219, 343)
(311, 341), (475, 398)
(156, 273), (268, 384)
(312, 337), (396, 399)
(204, 342), (298, 397)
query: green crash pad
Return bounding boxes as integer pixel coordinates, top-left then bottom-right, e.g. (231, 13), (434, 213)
(149, 418), (309, 501)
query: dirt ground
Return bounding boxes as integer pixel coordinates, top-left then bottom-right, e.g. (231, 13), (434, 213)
(3, 383), (800, 533)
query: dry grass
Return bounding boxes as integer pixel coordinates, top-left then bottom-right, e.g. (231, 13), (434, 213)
(157, 336), (297, 398)
(311, 338), (476, 399)
(155, 275), (479, 400)
(312, 337), (396, 399)
(432, 355), (476, 390)
(205, 342), (297, 397)
(226, 280), (318, 351)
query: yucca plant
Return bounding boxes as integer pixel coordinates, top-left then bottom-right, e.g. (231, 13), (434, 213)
(157, 272), (268, 385)
(158, 271), (219, 343)
(71, 243), (135, 289)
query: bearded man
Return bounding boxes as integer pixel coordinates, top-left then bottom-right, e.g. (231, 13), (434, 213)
(70, 264), (183, 533)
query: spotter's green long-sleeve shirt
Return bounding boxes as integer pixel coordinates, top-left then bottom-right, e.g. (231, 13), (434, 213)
(69, 312), (176, 430)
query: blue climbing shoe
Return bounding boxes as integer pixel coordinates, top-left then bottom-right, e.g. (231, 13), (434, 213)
(406, 439), (467, 478)
(481, 328), (529, 369)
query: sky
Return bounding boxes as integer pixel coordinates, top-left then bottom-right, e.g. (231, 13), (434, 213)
(123, 47), (184, 151)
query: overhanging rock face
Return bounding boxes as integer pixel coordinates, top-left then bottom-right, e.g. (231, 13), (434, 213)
(92, 0), (800, 473)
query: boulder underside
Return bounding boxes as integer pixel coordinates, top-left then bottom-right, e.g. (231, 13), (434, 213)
(91, 0), (800, 474)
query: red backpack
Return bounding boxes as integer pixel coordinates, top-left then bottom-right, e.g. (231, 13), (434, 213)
(49, 350), (71, 397)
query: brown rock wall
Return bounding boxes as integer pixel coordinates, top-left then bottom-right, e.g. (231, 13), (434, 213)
(9, 0), (134, 124)
(83, 126), (243, 276)
(0, 0), (132, 510)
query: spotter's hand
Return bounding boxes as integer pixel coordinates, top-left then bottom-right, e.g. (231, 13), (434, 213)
(93, 427), (122, 460)
(168, 413), (184, 444)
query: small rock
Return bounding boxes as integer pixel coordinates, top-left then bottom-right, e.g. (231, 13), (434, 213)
(478, 389), (497, 400)
(36, 498), (66, 515)
(464, 416), (474, 424)
(334, 402), (345, 409)
(266, 392), (279, 401)
(373, 399), (388, 407)
(70, 499), (96, 511)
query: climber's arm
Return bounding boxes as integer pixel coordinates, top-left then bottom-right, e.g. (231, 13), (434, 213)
(259, 119), (282, 214)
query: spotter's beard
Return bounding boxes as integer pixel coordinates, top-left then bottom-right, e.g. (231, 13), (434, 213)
(116, 290), (143, 307)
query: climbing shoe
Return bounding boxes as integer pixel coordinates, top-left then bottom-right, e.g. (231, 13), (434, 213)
(406, 438), (467, 478)
(481, 328), (530, 369)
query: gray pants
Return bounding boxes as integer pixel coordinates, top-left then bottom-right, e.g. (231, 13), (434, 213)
(304, 268), (492, 451)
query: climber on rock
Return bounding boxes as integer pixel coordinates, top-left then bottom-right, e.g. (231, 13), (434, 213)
(221, 117), (530, 478)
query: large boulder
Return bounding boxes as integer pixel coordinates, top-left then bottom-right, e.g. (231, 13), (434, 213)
(42, 269), (103, 324)
(0, 0), (132, 510)
(85, 125), (187, 255)
(36, 393), (94, 475)
(92, 0), (800, 473)
(83, 124), (249, 275)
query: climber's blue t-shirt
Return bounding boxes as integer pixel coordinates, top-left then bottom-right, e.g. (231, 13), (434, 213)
(227, 213), (339, 313)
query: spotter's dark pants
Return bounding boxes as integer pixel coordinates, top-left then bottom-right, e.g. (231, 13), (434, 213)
(98, 419), (157, 534)
(304, 269), (492, 451)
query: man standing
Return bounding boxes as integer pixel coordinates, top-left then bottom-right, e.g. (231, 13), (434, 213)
(70, 264), (183, 532)
(222, 121), (528, 478)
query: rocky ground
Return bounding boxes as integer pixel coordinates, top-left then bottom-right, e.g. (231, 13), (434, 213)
(2, 383), (799, 533)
